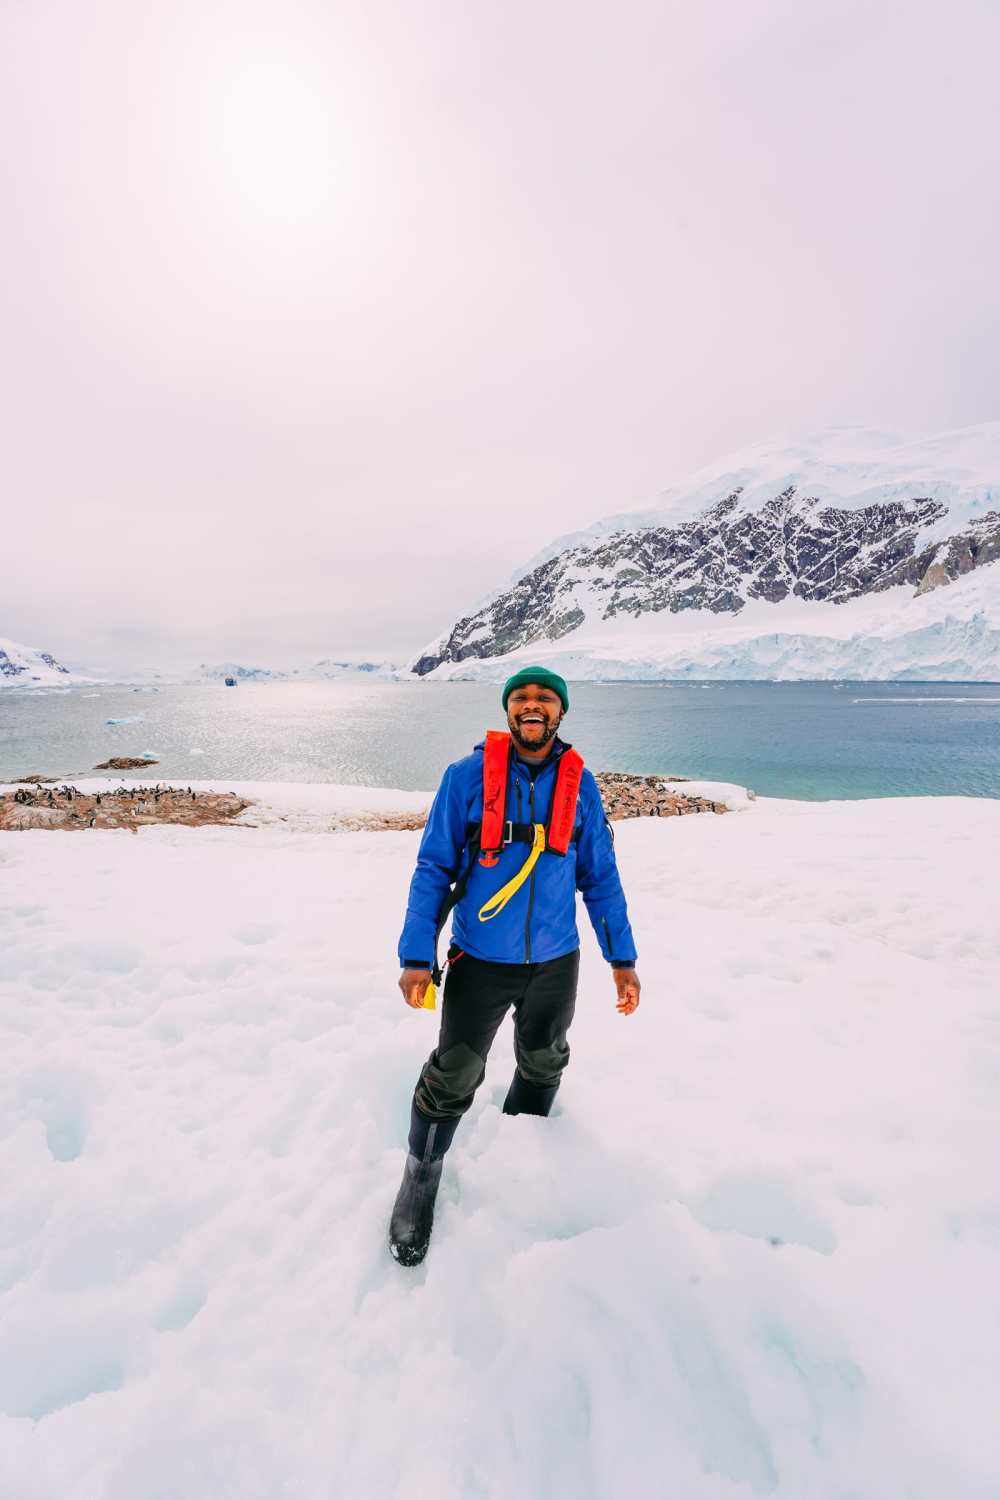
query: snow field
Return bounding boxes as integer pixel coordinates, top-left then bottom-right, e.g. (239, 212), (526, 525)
(2, 790), (999, 1497)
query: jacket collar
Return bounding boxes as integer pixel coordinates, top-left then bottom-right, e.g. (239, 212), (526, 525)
(511, 734), (570, 776)
(473, 733), (571, 763)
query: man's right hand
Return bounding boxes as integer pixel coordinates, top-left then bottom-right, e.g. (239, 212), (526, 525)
(399, 967), (433, 1008)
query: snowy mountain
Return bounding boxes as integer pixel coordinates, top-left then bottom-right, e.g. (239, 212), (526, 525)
(193, 662), (288, 683)
(193, 660), (397, 683)
(0, 650), (399, 690)
(174, 660), (397, 684)
(297, 659), (398, 680)
(412, 425), (1000, 681)
(0, 637), (92, 686)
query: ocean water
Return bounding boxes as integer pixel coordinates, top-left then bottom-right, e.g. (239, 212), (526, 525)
(3, 680), (1000, 800)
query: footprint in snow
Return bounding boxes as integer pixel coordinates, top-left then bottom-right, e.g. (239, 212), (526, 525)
(688, 1171), (837, 1254)
(21, 1070), (90, 1162)
(154, 1277), (207, 1332)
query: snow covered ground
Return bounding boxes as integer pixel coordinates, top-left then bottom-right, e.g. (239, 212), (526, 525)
(2, 782), (999, 1498)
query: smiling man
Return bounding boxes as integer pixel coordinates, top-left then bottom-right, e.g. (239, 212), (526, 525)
(390, 666), (640, 1265)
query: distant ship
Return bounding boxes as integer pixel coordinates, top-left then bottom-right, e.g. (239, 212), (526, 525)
(224, 676), (237, 687)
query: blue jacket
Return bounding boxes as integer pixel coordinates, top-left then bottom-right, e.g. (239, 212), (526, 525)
(398, 738), (638, 968)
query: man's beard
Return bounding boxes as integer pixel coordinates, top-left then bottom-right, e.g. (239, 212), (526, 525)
(509, 716), (560, 752)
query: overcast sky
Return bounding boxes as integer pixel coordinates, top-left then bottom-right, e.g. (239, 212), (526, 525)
(3, 0), (999, 669)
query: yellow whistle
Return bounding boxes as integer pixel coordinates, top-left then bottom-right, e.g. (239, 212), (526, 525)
(422, 980), (437, 1011)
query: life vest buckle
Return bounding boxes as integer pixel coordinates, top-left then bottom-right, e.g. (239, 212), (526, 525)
(478, 820), (513, 867)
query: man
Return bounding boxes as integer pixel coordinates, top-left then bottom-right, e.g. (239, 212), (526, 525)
(390, 665), (640, 1265)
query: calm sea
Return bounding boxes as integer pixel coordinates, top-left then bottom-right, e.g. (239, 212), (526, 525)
(2, 680), (999, 800)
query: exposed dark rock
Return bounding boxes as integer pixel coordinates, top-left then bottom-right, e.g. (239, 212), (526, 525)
(0, 647), (71, 677)
(93, 757), (160, 770)
(333, 812), (430, 832)
(39, 653), (70, 674)
(415, 486), (1000, 672)
(345, 772), (728, 832)
(0, 651), (27, 678)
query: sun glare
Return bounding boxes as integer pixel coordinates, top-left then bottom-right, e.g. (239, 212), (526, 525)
(215, 54), (338, 226)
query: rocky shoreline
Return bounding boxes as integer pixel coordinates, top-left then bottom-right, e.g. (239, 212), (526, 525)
(0, 772), (734, 832)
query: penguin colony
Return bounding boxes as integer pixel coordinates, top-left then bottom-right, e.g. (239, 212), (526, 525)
(0, 785), (250, 831)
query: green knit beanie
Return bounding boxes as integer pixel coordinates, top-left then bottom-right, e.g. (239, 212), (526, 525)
(501, 665), (569, 713)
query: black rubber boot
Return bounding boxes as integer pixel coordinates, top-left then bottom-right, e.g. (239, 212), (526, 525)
(502, 1071), (559, 1117)
(389, 1152), (444, 1267)
(389, 1104), (460, 1267)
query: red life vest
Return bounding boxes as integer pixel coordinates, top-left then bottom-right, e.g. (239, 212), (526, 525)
(479, 730), (584, 859)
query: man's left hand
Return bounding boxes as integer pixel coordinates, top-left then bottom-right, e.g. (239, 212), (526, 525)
(613, 968), (641, 1015)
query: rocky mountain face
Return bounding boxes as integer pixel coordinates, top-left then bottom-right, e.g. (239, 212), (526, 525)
(414, 487), (1000, 674)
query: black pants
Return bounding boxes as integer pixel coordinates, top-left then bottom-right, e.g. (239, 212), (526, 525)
(413, 946), (580, 1127)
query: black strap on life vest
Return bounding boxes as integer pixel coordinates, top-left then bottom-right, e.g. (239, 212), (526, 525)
(479, 820), (581, 847)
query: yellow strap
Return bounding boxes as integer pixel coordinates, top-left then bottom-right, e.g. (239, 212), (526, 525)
(422, 980), (437, 1010)
(478, 823), (546, 922)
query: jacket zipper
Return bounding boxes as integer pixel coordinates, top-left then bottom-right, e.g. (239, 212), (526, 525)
(524, 778), (537, 962)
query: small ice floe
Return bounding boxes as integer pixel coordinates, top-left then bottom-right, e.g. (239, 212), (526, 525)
(189, 748), (205, 756)
(105, 715), (143, 725)
(852, 695), (1000, 705)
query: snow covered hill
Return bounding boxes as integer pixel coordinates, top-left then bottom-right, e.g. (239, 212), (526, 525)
(0, 637), (89, 687)
(190, 662), (287, 683)
(413, 425), (1000, 681)
(2, 782), (999, 1497)
(303, 658), (398, 680)
(137, 660), (398, 685)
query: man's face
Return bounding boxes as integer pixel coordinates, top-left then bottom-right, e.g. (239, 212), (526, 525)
(506, 684), (563, 753)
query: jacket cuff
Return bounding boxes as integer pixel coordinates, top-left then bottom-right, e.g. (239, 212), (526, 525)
(611, 959), (636, 969)
(401, 959), (432, 970)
